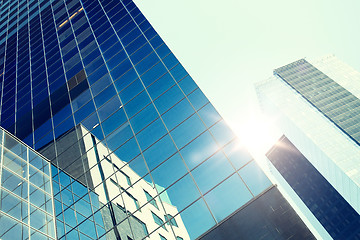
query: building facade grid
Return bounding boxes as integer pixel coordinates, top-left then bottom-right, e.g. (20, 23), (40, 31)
(0, 0), (274, 239)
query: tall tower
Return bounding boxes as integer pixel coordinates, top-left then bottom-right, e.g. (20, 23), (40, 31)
(256, 55), (360, 239)
(0, 0), (313, 239)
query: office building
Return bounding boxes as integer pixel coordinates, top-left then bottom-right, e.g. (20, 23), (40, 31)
(256, 55), (360, 239)
(0, 127), (56, 240)
(0, 0), (313, 239)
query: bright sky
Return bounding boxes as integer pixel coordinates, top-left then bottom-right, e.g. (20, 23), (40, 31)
(134, 0), (360, 154)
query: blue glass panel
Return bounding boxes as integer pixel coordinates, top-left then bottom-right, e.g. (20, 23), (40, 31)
(110, 56), (132, 79)
(171, 114), (206, 149)
(74, 101), (96, 124)
(204, 173), (253, 222)
(113, 68), (138, 92)
(78, 219), (97, 238)
(105, 122), (133, 150)
(34, 119), (52, 142)
(178, 199), (215, 240)
(129, 103), (159, 134)
(124, 90), (151, 118)
(53, 105), (72, 127)
(146, 73), (175, 100)
(121, 27), (141, 46)
(153, 85), (184, 114)
(156, 44), (170, 58)
(0, 214), (29, 239)
(59, 170), (71, 187)
(112, 137), (140, 163)
(103, 42), (123, 62)
(142, 134), (177, 170)
(163, 174), (200, 211)
(106, 50), (127, 71)
(87, 65), (108, 85)
(135, 52), (159, 75)
(162, 98), (195, 131)
(127, 155), (149, 179)
(54, 117), (75, 139)
(209, 120), (236, 147)
(119, 79), (144, 104)
(151, 153), (188, 189)
(136, 118), (167, 150)
(90, 74), (112, 97)
(198, 103), (222, 127)
(125, 35), (146, 55)
(192, 151), (235, 194)
(170, 63), (187, 81)
(97, 96), (122, 121)
(1, 169), (28, 198)
(99, 35), (118, 53)
(140, 61), (167, 87)
(187, 88), (208, 110)
(149, 35), (163, 49)
(162, 53), (178, 69)
(223, 139), (252, 170)
(71, 90), (92, 112)
(57, 219), (65, 238)
(239, 161), (271, 196)
(101, 108), (127, 136)
(61, 188), (74, 207)
(130, 43), (153, 65)
(72, 181), (89, 199)
(63, 207), (77, 227)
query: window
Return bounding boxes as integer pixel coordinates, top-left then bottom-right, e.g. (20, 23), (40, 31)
(110, 178), (120, 188)
(176, 237), (184, 240)
(103, 155), (112, 164)
(132, 215), (148, 236)
(111, 178), (140, 211)
(140, 220), (148, 235)
(144, 190), (158, 209)
(128, 193), (140, 211)
(123, 172), (132, 186)
(165, 214), (178, 227)
(152, 212), (166, 230)
(159, 234), (167, 240)
(58, 7), (83, 29)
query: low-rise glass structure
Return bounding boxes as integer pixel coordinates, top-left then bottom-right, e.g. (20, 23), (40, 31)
(0, 127), (56, 239)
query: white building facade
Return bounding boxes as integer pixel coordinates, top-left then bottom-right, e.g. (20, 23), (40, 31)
(256, 55), (360, 240)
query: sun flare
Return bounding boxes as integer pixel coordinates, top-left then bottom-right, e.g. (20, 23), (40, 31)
(231, 113), (280, 159)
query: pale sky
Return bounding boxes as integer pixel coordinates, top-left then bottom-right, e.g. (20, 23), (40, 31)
(134, 0), (360, 153)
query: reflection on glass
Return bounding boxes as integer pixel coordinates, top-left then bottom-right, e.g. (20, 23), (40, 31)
(0, 128), (56, 240)
(49, 125), (190, 240)
(204, 173), (253, 222)
(40, 120), (271, 239)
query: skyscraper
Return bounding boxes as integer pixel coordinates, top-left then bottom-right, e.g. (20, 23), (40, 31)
(256, 55), (360, 239)
(0, 0), (313, 239)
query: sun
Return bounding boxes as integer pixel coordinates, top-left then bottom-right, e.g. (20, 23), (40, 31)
(231, 113), (280, 159)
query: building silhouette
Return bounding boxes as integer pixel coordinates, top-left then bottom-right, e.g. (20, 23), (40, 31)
(256, 55), (360, 239)
(0, 0), (313, 239)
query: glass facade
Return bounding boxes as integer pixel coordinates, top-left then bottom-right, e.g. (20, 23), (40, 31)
(267, 136), (360, 240)
(256, 56), (360, 239)
(0, 0), (313, 239)
(0, 127), (56, 240)
(274, 58), (360, 145)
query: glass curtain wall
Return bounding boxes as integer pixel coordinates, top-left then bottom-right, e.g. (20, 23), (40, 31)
(0, 128), (56, 240)
(0, 0), (272, 239)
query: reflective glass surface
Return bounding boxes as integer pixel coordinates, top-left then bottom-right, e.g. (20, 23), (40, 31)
(0, 128), (56, 240)
(0, 0), (272, 239)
